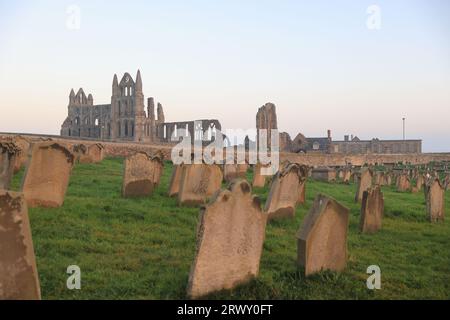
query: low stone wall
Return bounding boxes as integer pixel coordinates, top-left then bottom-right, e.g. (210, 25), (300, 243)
(2, 133), (450, 166)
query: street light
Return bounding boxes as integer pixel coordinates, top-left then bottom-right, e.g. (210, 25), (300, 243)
(402, 117), (406, 140)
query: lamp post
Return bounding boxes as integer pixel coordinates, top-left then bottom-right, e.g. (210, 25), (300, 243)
(402, 117), (406, 140)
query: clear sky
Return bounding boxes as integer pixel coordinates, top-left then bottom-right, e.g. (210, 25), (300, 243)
(0, 0), (449, 151)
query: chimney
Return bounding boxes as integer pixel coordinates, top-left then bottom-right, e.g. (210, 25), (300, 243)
(327, 130), (332, 140)
(344, 135), (349, 142)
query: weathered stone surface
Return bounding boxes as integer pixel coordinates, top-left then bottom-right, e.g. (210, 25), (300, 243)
(413, 174), (425, 193)
(279, 132), (292, 152)
(21, 142), (74, 208)
(256, 102), (277, 151)
(374, 172), (384, 186)
(359, 185), (384, 233)
(342, 169), (352, 184)
(384, 173), (393, 186)
(265, 163), (308, 220)
(311, 167), (336, 182)
(425, 178), (445, 223)
(252, 162), (270, 188)
(291, 133), (308, 153)
(81, 143), (104, 164)
(296, 194), (349, 276)
(178, 164), (223, 206)
(396, 174), (411, 192)
(168, 164), (183, 197)
(12, 136), (30, 174)
(122, 151), (164, 197)
(0, 190), (41, 300)
(0, 142), (19, 190)
(355, 168), (373, 203)
(187, 180), (266, 299)
(223, 163), (248, 183)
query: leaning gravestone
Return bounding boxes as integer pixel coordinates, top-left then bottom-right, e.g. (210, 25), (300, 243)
(223, 163), (248, 183)
(122, 152), (164, 197)
(0, 142), (19, 190)
(265, 163), (308, 220)
(396, 174), (411, 192)
(187, 180), (266, 299)
(425, 178), (445, 223)
(0, 190), (41, 299)
(21, 142), (74, 208)
(252, 162), (270, 188)
(296, 194), (349, 276)
(81, 143), (105, 164)
(178, 164), (223, 206)
(355, 168), (373, 203)
(359, 185), (384, 234)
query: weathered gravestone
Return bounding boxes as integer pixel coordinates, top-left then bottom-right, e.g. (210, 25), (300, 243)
(412, 174), (425, 193)
(12, 136), (30, 174)
(374, 172), (384, 186)
(252, 162), (270, 188)
(384, 173), (392, 186)
(424, 178), (445, 223)
(311, 167), (336, 182)
(296, 194), (349, 276)
(359, 185), (384, 234)
(178, 164), (223, 206)
(84, 143), (104, 164)
(223, 163), (248, 183)
(122, 152), (164, 197)
(265, 163), (308, 220)
(168, 164), (184, 197)
(396, 174), (411, 192)
(21, 142), (74, 208)
(342, 169), (352, 184)
(355, 168), (373, 203)
(0, 190), (41, 300)
(0, 142), (19, 190)
(187, 180), (266, 299)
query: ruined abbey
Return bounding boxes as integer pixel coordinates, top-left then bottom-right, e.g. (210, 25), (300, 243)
(60, 71), (221, 144)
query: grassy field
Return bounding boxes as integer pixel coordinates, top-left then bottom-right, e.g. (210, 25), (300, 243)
(11, 158), (450, 300)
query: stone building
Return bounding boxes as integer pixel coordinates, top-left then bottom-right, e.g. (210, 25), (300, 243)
(61, 71), (220, 144)
(331, 135), (422, 154)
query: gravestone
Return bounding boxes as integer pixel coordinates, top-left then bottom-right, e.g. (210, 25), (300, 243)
(21, 142), (74, 208)
(12, 136), (30, 173)
(168, 164), (184, 197)
(178, 164), (223, 206)
(355, 168), (373, 203)
(311, 167), (336, 182)
(374, 172), (384, 186)
(359, 185), (384, 233)
(252, 162), (270, 188)
(223, 163), (248, 183)
(342, 169), (352, 184)
(0, 142), (19, 190)
(122, 152), (164, 197)
(187, 180), (266, 299)
(412, 174), (425, 193)
(425, 178), (445, 223)
(265, 163), (308, 220)
(296, 194), (349, 276)
(384, 173), (392, 186)
(396, 174), (411, 192)
(0, 190), (41, 300)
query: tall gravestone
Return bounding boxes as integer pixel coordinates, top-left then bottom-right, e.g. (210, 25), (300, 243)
(178, 164), (223, 206)
(21, 142), (74, 208)
(265, 163), (308, 220)
(359, 185), (384, 233)
(0, 142), (19, 190)
(296, 194), (349, 276)
(122, 151), (164, 197)
(0, 190), (41, 300)
(425, 178), (445, 223)
(396, 174), (411, 192)
(355, 168), (373, 203)
(187, 180), (266, 299)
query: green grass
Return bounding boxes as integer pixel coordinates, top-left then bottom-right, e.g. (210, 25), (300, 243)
(10, 158), (450, 300)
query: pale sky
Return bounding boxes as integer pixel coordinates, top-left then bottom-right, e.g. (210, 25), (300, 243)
(0, 0), (449, 151)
